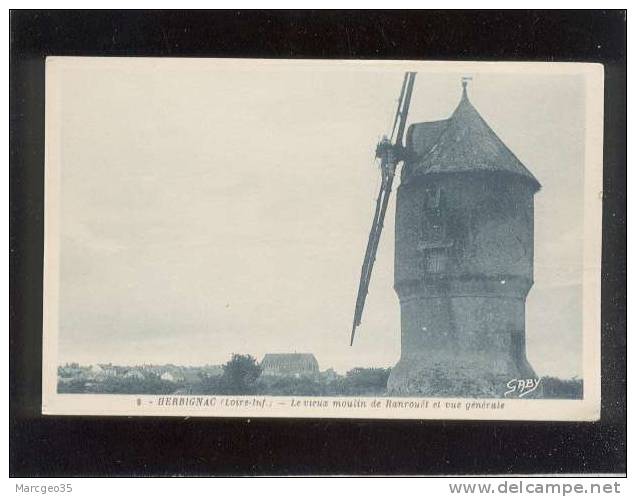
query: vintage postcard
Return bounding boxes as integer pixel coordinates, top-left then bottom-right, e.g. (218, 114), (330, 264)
(42, 58), (603, 420)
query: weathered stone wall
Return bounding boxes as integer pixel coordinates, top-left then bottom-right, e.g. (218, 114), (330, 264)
(389, 172), (537, 397)
(395, 173), (535, 285)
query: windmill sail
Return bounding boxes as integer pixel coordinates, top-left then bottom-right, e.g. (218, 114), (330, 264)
(350, 72), (416, 345)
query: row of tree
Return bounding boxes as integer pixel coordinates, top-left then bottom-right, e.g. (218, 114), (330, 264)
(196, 355), (391, 396)
(58, 354), (392, 396)
(58, 354), (583, 398)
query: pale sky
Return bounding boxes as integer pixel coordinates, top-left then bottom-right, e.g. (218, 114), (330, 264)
(52, 58), (587, 378)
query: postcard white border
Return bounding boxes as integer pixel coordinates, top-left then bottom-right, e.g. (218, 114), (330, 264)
(41, 58), (604, 420)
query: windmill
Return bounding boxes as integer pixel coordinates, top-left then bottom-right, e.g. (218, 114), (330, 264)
(349, 73), (541, 397)
(350, 71), (416, 346)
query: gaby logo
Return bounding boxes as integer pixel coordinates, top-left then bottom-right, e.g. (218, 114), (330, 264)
(504, 378), (541, 398)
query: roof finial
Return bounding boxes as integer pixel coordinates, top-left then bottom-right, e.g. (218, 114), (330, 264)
(461, 76), (472, 99)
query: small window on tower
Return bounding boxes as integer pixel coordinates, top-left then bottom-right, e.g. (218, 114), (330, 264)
(422, 187), (445, 239)
(425, 187), (443, 210)
(426, 248), (448, 273)
(418, 247), (449, 274)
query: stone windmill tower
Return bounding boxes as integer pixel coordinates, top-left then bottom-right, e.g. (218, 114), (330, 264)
(351, 74), (541, 397)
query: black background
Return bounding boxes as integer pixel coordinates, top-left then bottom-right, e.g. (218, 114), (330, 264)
(10, 10), (627, 476)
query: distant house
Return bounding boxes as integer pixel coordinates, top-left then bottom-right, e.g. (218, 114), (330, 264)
(160, 371), (175, 382)
(261, 353), (319, 378)
(124, 369), (145, 380)
(321, 368), (340, 383)
(90, 364), (103, 374)
(97, 364), (119, 377)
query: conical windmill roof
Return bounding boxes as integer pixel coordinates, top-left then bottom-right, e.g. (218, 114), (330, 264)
(405, 86), (540, 191)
